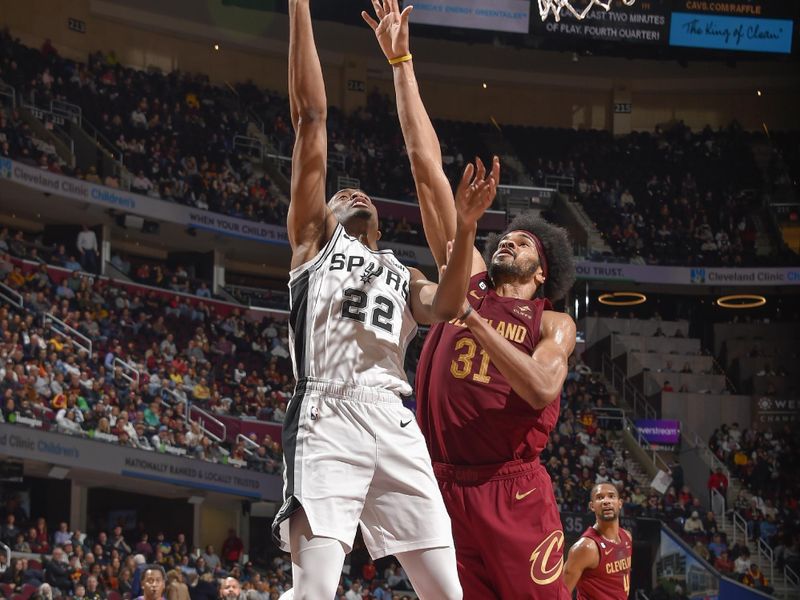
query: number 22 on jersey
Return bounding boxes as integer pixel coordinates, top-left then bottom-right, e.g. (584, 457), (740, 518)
(340, 288), (396, 333)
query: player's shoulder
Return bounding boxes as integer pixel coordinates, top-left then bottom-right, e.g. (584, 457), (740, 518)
(541, 308), (575, 326)
(540, 309), (577, 340)
(406, 266), (426, 281)
(568, 535), (600, 567)
(621, 528), (633, 542)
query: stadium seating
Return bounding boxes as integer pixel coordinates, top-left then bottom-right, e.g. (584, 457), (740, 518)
(0, 31), (287, 226)
(0, 253), (289, 473)
(2, 24), (798, 600)
(707, 422), (796, 591)
(3, 32), (796, 269)
(585, 312), (798, 595)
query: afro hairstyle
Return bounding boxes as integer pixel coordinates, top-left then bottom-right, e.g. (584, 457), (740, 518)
(482, 213), (576, 302)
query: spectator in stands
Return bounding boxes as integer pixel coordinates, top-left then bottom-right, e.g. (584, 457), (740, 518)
(220, 531), (242, 567)
(1, 514), (20, 544)
(344, 581), (362, 600)
(200, 547), (220, 574)
(702, 511), (720, 537)
(54, 522), (72, 546)
(714, 550), (734, 574)
(708, 533), (727, 558)
(111, 525), (132, 556)
(383, 563), (410, 591)
(139, 565), (166, 600)
(707, 467), (728, 504)
(12, 533), (30, 553)
(2, 557), (31, 590)
(166, 569), (190, 600)
(119, 568), (133, 596)
(76, 226), (99, 274)
(173, 534), (189, 559)
(683, 511), (705, 537)
(760, 515), (778, 545)
(218, 577), (244, 600)
(44, 546), (72, 592)
(361, 559), (376, 584)
(734, 549), (752, 575)
(29, 526), (50, 554)
(741, 563), (773, 594)
(154, 533), (172, 558)
(692, 541), (710, 561)
(86, 575), (105, 600)
(195, 283), (211, 299)
(187, 572), (217, 600)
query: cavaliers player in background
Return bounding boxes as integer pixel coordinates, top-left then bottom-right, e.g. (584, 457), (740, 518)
(273, 2), (501, 599)
(364, 2), (576, 598)
(564, 483), (633, 598)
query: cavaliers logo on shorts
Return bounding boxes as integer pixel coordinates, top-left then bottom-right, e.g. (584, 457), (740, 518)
(529, 530), (565, 585)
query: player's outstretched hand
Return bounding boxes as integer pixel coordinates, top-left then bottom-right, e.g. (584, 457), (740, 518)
(362, 0), (413, 62)
(455, 156), (500, 229)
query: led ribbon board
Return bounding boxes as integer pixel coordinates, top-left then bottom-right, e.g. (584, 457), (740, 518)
(669, 11), (794, 53)
(715, 294), (767, 309)
(598, 292), (647, 306)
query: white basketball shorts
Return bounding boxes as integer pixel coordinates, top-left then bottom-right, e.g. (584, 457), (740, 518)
(271, 377), (454, 559)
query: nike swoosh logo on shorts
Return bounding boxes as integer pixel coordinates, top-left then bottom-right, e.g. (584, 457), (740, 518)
(400, 419), (412, 428)
(515, 488), (536, 500)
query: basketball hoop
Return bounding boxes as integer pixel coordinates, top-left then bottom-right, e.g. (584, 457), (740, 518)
(538, 0), (637, 22)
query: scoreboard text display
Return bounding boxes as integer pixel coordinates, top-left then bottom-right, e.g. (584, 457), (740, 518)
(532, 0), (671, 44)
(669, 0), (795, 53)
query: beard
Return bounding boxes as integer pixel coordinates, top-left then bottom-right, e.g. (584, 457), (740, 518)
(488, 258), (531, 283)
(598, 509), (619, 522)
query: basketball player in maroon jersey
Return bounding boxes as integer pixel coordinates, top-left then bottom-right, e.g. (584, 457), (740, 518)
(363, 3), (576, 597)
(564, 483), (633, 599)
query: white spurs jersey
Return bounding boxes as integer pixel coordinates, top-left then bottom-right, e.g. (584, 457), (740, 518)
(288, 224), (418, 396)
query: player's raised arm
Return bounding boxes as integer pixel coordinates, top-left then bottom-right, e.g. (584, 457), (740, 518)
(462, 309), (576, 409)
(563, 537), (600, 593)
(363, 0), (498, 275)
(287, 0), (336, 268)
(410, 161), (497, 324)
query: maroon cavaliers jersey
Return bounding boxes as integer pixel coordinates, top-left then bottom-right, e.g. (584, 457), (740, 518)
(576, 527), (633, 600)
(415, 272), (558, 465)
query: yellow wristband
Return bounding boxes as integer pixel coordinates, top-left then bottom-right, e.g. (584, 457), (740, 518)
(388, 53), (413, 65)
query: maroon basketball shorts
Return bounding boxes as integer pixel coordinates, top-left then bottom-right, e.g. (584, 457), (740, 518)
(434, 459), (570, 600)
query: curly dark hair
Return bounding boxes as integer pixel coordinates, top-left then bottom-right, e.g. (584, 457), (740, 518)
(482, 213), (576, 302)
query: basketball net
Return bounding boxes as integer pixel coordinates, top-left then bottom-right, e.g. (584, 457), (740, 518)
(537, 0), (637, 22)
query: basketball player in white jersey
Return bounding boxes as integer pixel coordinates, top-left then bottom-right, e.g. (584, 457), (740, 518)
(272, 3), (499, 599)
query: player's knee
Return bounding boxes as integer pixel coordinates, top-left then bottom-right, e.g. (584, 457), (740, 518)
(427, 579), (462, 600)
(441, 586), (463, 600)
(443, 584), (463, 600)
